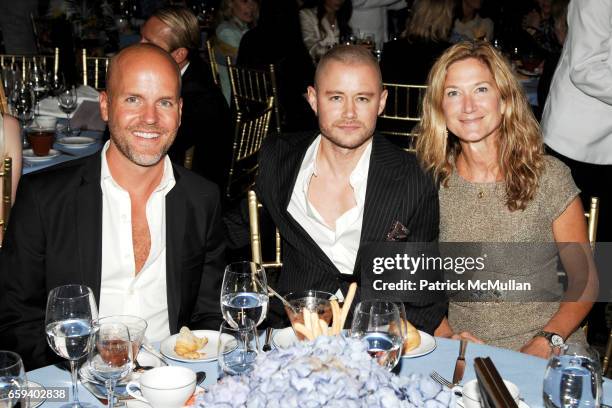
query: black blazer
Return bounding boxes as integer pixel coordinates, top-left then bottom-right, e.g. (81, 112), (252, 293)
(0, 153), (226, 370)
(225, 132), (445, 333)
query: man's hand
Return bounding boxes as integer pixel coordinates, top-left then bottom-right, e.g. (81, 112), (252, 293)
(520, 336), (553, 359)
(452, 331), (484, 344)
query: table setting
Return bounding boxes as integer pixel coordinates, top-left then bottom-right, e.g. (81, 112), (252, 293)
(4, 261), (611, 407)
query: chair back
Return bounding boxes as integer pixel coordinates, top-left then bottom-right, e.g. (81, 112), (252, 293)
(0, 156), (12, 238)
(379, 82), (427, 152)
(0, 80), (8, 115)
(248, 190), (282, 269)
(584, 196), (599, 250)
(205, 39), (220, 86)
(226, 97), (275, 200)
(81, 49), (109, 90)
(184, 146), (195, 170)
(226, 56), (282, 134)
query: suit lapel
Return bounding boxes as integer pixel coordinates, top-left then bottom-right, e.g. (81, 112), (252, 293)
(75, 155), (103, 304)
(165, 165), (186, 333)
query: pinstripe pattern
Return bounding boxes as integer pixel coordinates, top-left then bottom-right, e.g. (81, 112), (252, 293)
(226, 131), (445, 333)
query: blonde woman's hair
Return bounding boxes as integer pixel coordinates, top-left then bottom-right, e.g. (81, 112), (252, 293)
(415, 41), (545, 211)
(152, 6), (201, 51)
(404, 0), (454, 42)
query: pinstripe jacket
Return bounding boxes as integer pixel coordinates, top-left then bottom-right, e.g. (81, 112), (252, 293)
(225, 131), (445, 333)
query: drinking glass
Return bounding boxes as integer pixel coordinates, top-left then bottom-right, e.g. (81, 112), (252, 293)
(58, 86), (78, 134)
(220, 261), (268, 329)
(217, 321), (259, 377)
(45, 284), (98, 408)
(47, 72), (65, 97)
(88, 322), (133, 408)
(350, 300), (404, 371)
(97, 316), (147, 363)
(543, 342), (602, 408)
(0, 351), (27, 408)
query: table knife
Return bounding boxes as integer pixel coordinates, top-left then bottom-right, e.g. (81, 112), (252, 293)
(452, 339), (467, 385)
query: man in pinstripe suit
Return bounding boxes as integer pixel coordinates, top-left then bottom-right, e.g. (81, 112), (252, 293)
(225, 45), (444, 333)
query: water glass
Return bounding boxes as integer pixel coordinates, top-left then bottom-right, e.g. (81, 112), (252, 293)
(0, 351), (27, 408)
(220, 261), (268, 329)
(88, 322), (133, 408)
(350, 300), (404, 371)
(45, 284), (98, 408)
(217, 321), (259, 377)
(97, 315), (147, 361)
(58, 86), (78, 134)
(543, 342), (602, 408)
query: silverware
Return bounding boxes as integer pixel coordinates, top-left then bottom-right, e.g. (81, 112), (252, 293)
(141, 343), (168, 365)
(253, 275), (297, 314)
(196, 371), (206, 386)
(133, 360), (155, 372)
(430, 371), (462, 396)
(262, 327), (273, 352)
(452, 339), (467, 385)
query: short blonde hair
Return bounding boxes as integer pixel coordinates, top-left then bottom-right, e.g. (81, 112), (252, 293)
(404, 0), (454, 42)
(152, 6), (201, 51)
(316, 45), (382, 90)
(415, 41), (545, 211)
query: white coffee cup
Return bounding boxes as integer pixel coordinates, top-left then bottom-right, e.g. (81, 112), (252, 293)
(126, 366), (196, 408)
(462, 379), (520, 408)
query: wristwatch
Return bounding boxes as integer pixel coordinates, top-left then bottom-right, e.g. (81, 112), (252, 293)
(534, 331), (565, 349)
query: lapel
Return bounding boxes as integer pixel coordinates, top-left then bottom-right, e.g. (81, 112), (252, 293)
(165, 164), (186, 332)
(75, 154), (103, 304)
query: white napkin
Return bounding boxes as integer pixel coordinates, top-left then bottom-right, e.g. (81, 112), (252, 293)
(37, 85), (101, 118)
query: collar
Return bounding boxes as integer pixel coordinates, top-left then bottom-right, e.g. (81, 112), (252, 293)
(180, 62), (190, 77)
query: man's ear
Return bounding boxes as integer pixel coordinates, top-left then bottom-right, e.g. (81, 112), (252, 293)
(99, 91), (109, 122)
(378, 88), (388, 115)
(170, 47), (189, 67)
(306, 86), (318, 115)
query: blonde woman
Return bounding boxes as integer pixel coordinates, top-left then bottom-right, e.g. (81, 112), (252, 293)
(416, 42), (595, 359)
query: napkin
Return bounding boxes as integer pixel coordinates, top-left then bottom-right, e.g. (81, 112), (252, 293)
(69, 100), (106, 131)
(37, 85), (100, 118)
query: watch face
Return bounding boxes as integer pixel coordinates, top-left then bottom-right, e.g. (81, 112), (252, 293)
(550, 334), (564, 347)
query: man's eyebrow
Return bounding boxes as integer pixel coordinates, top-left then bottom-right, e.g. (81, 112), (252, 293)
(323, 91), (376, 96)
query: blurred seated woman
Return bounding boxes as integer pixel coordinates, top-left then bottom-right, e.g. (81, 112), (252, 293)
(299, 0), (352, 63)
(0, 114), (22, 242)
(381, 0), (454, 84)
(214, 0), (259, 102)
(450, 0), (493, 42)
(416, 42), (595, 358)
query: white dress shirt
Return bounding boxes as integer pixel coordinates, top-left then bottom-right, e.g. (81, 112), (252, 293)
(299, 8), (340, 62)
(287, 136), (372, 293)
(541, 0), (612, 165)
(98, 142), (176, 341)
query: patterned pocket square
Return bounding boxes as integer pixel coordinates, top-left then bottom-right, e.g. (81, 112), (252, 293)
(385, 220), (410, 242)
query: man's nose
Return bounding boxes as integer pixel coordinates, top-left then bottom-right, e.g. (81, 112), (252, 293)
(141, 103), (158, 124)
(342, 99), (356, 119)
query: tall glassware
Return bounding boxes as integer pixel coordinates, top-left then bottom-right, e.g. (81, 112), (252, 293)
(350, 300), (404, 371)
(220, 262), (268, 329)
(58, 86), (78, 134)
(543, 343), (602, 408)
(0, 351), (27, 408)
(217, 321), (259, 377)
(45, 285), (98, 408)
(88, 322), (133, 408)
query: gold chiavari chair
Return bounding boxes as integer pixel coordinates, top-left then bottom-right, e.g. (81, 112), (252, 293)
(584, 196), (599, 250)
(379, 83), (427, 152)
(248, 190), (282, 269)
(184, 146), (195, 170)
(226, 97), (275, 200)
(226, 56), (282, 134)
(206, 39), (220, 87)
(0, 49), (59, 86)
(0, 157), (12, 245)
(81, 49), (110, 90)
(0, 80), (8, 114)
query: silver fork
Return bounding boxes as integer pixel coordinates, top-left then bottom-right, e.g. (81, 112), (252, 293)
(430, 371), (454, 388)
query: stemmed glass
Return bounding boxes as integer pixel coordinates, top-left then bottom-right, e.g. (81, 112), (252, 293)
(543, 343), (602, 408)
(88, 322), (133, 408)
(217, 320), (259, 377)
(45, 284), (98, 408)
(47, 72), (65, 97)
(10, 80), (35, 147)
(350, 300), (404, 371)
(58, 85), (78, 135)
(220, 261), (268, 329)
(0, 351), (28, 408)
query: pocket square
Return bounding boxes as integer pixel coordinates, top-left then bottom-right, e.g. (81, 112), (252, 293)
(385, 220), (410, 242)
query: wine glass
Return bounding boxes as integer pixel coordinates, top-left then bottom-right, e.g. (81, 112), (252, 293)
(350, 300), (404, 371)
(543, 342), (602, 408)
(45, 284), (98, 408)
(217, 320), (259, 377)
(0, 351), (28, 408)
(88, 322), (133, 408)
(97, 315), (147, 363)
(220, 261), (268, 329)
(10, 81), (35, 148)
(58, 86), (78, 134)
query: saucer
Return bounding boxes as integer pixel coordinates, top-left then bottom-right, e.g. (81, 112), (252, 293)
(23, 149), (61, 162)
(160, 330), (237, 363)
(56, 136), (97, 148)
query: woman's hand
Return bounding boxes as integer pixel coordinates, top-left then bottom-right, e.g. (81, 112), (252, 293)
(452, 331), (485, 344)
(520, 336), (553, 359)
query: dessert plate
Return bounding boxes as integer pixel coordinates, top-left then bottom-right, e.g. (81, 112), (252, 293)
(79, 348), (166, 387)
(402, 331), (436, 358)
(23, 149), (61, 162)
(56, 136), (97, 148)
(160, 330), (237, 363)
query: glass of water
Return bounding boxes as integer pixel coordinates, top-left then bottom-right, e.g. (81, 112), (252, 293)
(45, 284), (98, 408)
(0, 351), (27, 408)
(220, 261), (268, 329)
(543, 342), (602, 408)
(350, 300), (404, 371)
(217, 320), (259, 377)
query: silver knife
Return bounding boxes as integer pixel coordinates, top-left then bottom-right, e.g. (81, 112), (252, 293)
(452, 339), (468, 385)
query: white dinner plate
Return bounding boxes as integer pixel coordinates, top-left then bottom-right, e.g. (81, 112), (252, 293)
(79, 348), (166, 387)
(23, 149), (61, 162)
(271, 327), (298, 349)
(160, 330), (236, 363)
(456, 397), (530, 408)
(56, 136), (97, 148)
(27, 381), (46, 408)
(402, 331), (437, 358)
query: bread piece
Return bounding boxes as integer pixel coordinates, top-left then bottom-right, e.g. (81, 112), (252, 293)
(401, 319), (421, 353)
(174, 326), (208, 359)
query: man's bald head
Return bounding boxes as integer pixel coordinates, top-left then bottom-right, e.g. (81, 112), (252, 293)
(106, 43), (181, 97)
(314, 45), (383, 91)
